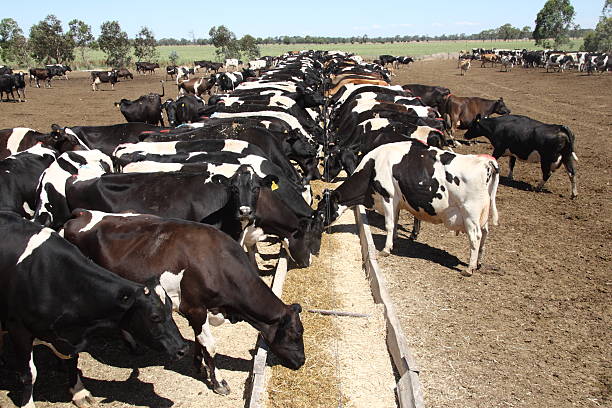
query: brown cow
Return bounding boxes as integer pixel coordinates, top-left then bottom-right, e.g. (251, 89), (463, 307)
(441, 95), (511, 135)
(325, 78), (390, 97)
(177, 76), (217, 97)
(28, 68), (52, 88)
(480, 53), (499, 68)
(63, 210), (306, 396)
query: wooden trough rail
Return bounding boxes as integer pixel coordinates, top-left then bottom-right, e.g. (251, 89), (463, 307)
(354, 206), (425, 408)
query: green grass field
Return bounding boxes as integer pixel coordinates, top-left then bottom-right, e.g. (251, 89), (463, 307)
(78, 39), (583, 69)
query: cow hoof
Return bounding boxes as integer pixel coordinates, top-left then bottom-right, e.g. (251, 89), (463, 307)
(460, 268), (474, 277)
(213, 380), (230, 395)
(73, 394), (94, 408)
(380, 249), (391, 257)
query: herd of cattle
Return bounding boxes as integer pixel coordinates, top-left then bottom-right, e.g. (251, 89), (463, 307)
(460, 47), (611, 73)
(0, 49), (578, 407)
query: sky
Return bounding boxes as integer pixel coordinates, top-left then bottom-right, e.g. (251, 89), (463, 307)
(7, 0), (604, 40)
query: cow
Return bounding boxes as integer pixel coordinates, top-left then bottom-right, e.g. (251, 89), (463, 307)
(194, 60), (223, 73)
(248, 59), (267, 70)
(28, 68), (53, 88)
(500, 56), (516, 72)
(63, 210), (306, 395)
(0, 212), (188, 408)
(0, 126), (85, 160)
(136, 61), (159, 74)
(34, 149), (113, 229)
(45, 64), (71, 80)
(91, 70), (118, 91)
(166, 65), (178, 80)
(162, 94), (206, 126)
(545, 54), (573, 72)
(0, 144), (57, 217)
(0, 65), (12, 75)
(50, 123), (163, 156)
(441, 95), (511, 135)
(401, 84), (451, 111)
(460, 59), (471, 75)
(115, 67), (134, 80)
(317, 141), (499, 276)
(114, 81), (166, 125)
(175, 66), (193, 82)
(0, 73), (26, 102)
(378, 55), (397, 67)
(464, 114), (577, 198)
(480, 53), (499, 68)
(177, 76), (217, 97)
(225, 58), (239, 71)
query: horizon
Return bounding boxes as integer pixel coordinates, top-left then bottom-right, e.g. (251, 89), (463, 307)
(7, 0), (603, 40)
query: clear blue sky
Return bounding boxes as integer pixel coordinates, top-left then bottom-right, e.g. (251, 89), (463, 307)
(8, 0), (603, 39)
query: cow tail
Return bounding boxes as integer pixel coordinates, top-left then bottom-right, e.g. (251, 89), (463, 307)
(488, 160), (500, 226)
(560, 125), (578, 162)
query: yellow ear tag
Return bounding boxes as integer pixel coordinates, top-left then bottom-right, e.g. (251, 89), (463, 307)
(181, 103), (185, 107)
(271, 181), (279, 191)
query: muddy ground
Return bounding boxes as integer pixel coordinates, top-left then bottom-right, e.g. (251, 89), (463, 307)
(370, 60), (610, 407)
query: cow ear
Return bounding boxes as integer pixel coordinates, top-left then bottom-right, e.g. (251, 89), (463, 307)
(211, 174), (229, 185)
(290, 303), (302, 314)
(263, 175), (280, 189)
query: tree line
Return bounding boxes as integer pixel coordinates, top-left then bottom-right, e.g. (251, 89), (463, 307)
(0, 1), (610, 68)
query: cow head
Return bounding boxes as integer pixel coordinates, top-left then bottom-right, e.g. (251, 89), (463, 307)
(119, 276), (188, 360)
(162, 99), (177, 126)
(316, 189), (342, 226)
(212, 165), (278, 221)
(463, 114), (488, 140)
(242, 68), (256, 79)
(43, 124), (87, 152)
(493, 98), (511, 115)
(266, 303), (305, 370)
(323, 145), (358, 182)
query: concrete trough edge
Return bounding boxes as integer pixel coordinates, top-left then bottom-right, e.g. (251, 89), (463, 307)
(353, 206), (425, 408)
(246, 251), (288, 408)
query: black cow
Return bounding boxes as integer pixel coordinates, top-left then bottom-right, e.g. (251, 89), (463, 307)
(0, 212), (187, 408)
(91, 71), (118, 91)
(45, 64), (71, 79)
(0, 144), (57, 217)
(115, 68), (134, 80)
(64, 210), (305, 395)
(0, 126), (84, 160)
(162, 94), (206, 126)
(464, 114), (577, 198)
(0, 65), (12, 75)
(0, 73), (26, 102)
(29, 68), (53, 88)
(136, 62), (160, 74)
(52, 123), (163, 156)
(114, 81), (166, 125)
(378, 55), (397, 67)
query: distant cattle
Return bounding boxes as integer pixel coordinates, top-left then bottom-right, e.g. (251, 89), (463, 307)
(166, 65), (178, 80)
(225, 58), (239, 71)
(29, 68), (53, 88)
(178, 76), (217, 97)
(136, 61), (160, 74)
(459, 59), (471, 75)
(91, 71), (118, 91)
(115, 68), (134, 80)
(46, 64), (71, 79)
(0, 73), (26, 102)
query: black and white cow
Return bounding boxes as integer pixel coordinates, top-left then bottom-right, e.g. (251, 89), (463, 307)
(545, 54), (573, 72)
(63, 210), (305, 395)
(0, 126), (84, 160)
(0, 212), (187, 408)
(317, 141), (499, 276)
(34, 149), (113, 229)
(91, 71), (118, 91)
(162, 94), (206, 126)
(0, 144), (57, 217)
(464, 114), (577, 198)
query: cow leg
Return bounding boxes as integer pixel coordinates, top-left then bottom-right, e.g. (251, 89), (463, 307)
(190, 314), (230, 395)
(462, 217), (483, 277)
(507, 156), (516, 180)
(381, 197), (399, 256)
(535, 161), (552, 192)
(8, 324), (36, 408)
(64, 356), (94, 408)
(563, 155), (578, 199)
(409, 217), (421, 241)
(477, 221), (489, 267)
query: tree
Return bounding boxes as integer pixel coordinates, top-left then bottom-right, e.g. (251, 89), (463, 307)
(29, 15), (75, 64)
(98, 21), (131, 68)
(209, 25), (240, 60)
(582, 1), (612, 52)
(498, 23), (521, 41)
(533, 0), (576, 48)
(68, 19), (95, 67)
(134, 26), (158, 62)
(239, 35), (260, 60)
(521, 26), (532, 39)
(0, 18), (29, 65)
(168, 50), (179, 65)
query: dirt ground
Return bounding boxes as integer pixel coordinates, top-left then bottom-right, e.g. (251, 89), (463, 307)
(368, 60), (610, 407)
